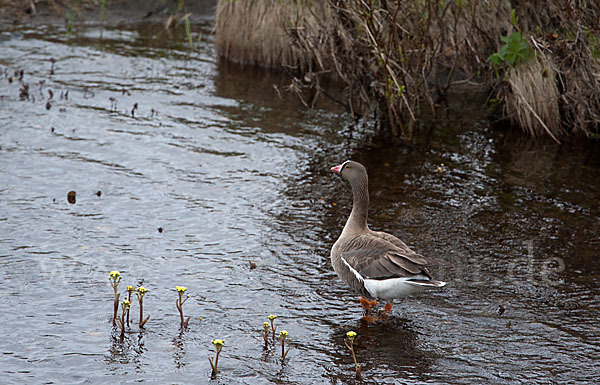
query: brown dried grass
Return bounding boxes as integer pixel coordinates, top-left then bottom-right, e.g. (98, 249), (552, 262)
(286, 0), (514, 138)
(216, 0), (600, 141)
(505, 56), (563, 142)
(215, 0), (328, 72)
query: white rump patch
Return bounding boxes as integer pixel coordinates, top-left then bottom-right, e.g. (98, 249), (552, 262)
(364, 276), (446, 301)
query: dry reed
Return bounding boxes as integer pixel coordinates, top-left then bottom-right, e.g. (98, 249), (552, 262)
(216, 0), (600, 141)
(505, 56), (563, 142)
(215, 0), (327, 72)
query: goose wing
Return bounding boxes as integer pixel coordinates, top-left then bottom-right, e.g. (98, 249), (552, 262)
(370, 230), (415, 252)
(338, 234), (432, 280)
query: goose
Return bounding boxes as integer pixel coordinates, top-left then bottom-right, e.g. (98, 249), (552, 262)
(330, 160), (446, 317)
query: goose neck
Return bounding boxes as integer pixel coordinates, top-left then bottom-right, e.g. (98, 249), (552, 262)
(344, 178), (369, 233)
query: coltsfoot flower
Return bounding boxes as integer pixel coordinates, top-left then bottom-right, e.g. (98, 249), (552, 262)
(122, 300), (131, 310)
(279, 330), (288, 341)
(109, 271), (121, 279)
(344, 330), (360, 377)
(278, 330), (290, 360)
(263, 321), (270, 331)
(137, 286), (148, 295)
(208, 338), (225, 376)
(176, 286), (187, 293)
(268, 314), (277, 321)
(127, 285), (134, 293)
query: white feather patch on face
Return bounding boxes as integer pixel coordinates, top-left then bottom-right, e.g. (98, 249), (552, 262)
(340, 160), (351, 172)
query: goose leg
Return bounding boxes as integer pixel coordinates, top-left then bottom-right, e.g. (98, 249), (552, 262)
(360, 297), (378, 323)
(360, 297), (377, 310)
(379, 303), (393, 319)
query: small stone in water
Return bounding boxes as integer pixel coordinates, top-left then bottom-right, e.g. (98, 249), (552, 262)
(157, 227), (163, 233)
(67, 191), (76, 204)
(96, 191), (102, 197)
(497, 304), (505, 316)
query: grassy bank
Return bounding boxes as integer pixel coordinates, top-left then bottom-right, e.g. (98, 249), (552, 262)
(215, 0), (600, 141)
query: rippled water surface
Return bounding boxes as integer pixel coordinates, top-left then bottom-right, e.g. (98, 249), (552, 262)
(1, 9), (599, 385)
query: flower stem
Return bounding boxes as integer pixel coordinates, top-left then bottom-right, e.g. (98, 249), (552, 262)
(179, 302), (184, 326)
(270, 319), (276, 340)
(126, 291), (132, 327)
(119, 314), (125, 341)
(214, 349), (220, 374)
(139, 299), (144, 328)
(112, 292), (120, 327)
(345, 340), (360, 378)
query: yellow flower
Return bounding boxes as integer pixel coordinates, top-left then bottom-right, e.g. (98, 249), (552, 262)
(127, 285), (134, 292)
(176, 286), (187, 293)
(346, 331), (357, 339)
(279, 330), (288, 340)
(109, 271), (121, 278)
(211, 339), (225, 348)
(263, 321), (270, 331)
(268, 314), (277, 321)
(122, 300), (131, 310)
(137, 286), (148, 294)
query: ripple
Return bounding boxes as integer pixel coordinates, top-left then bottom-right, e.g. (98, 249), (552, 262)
(1, 13), (599, 385)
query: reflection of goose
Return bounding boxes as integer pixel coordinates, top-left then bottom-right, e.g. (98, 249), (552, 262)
(331, 317), (431, 381)
(330, 161), (446, 317)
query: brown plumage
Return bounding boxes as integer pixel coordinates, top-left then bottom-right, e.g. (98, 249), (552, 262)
(330, 160), (446, 302)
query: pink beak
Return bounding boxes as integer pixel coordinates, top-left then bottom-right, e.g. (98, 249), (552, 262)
(331, 164), (342, 174)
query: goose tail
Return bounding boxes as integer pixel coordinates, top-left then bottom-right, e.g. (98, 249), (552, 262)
(406, 279), (447, 288)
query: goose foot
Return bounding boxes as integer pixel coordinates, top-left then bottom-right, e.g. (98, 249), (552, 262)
(378, 303), (393, 320)
(360, 297), (377, 310)
(360, 297), (378, 323)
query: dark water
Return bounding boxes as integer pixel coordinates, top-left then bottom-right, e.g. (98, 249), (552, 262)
(1, 10), (599, 385)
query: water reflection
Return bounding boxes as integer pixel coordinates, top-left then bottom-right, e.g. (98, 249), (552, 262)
(172, 330), (187, 369)
(132, 333), (146, 371)
(106, 332), (131, 365)
(328, 317), (431, 383)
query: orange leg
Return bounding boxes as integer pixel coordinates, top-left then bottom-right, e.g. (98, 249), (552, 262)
(360, 297), (378, 323)
(360, 297), (377, 310)
(378, 303), (392, 319)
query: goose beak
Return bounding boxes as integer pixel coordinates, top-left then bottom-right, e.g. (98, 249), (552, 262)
(331, 164), (342, 174)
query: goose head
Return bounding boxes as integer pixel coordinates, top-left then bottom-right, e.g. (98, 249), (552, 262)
(330, 160), (368, 185)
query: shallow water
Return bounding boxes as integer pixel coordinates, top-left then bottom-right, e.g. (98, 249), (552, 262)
(1, 10), (599, 385)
